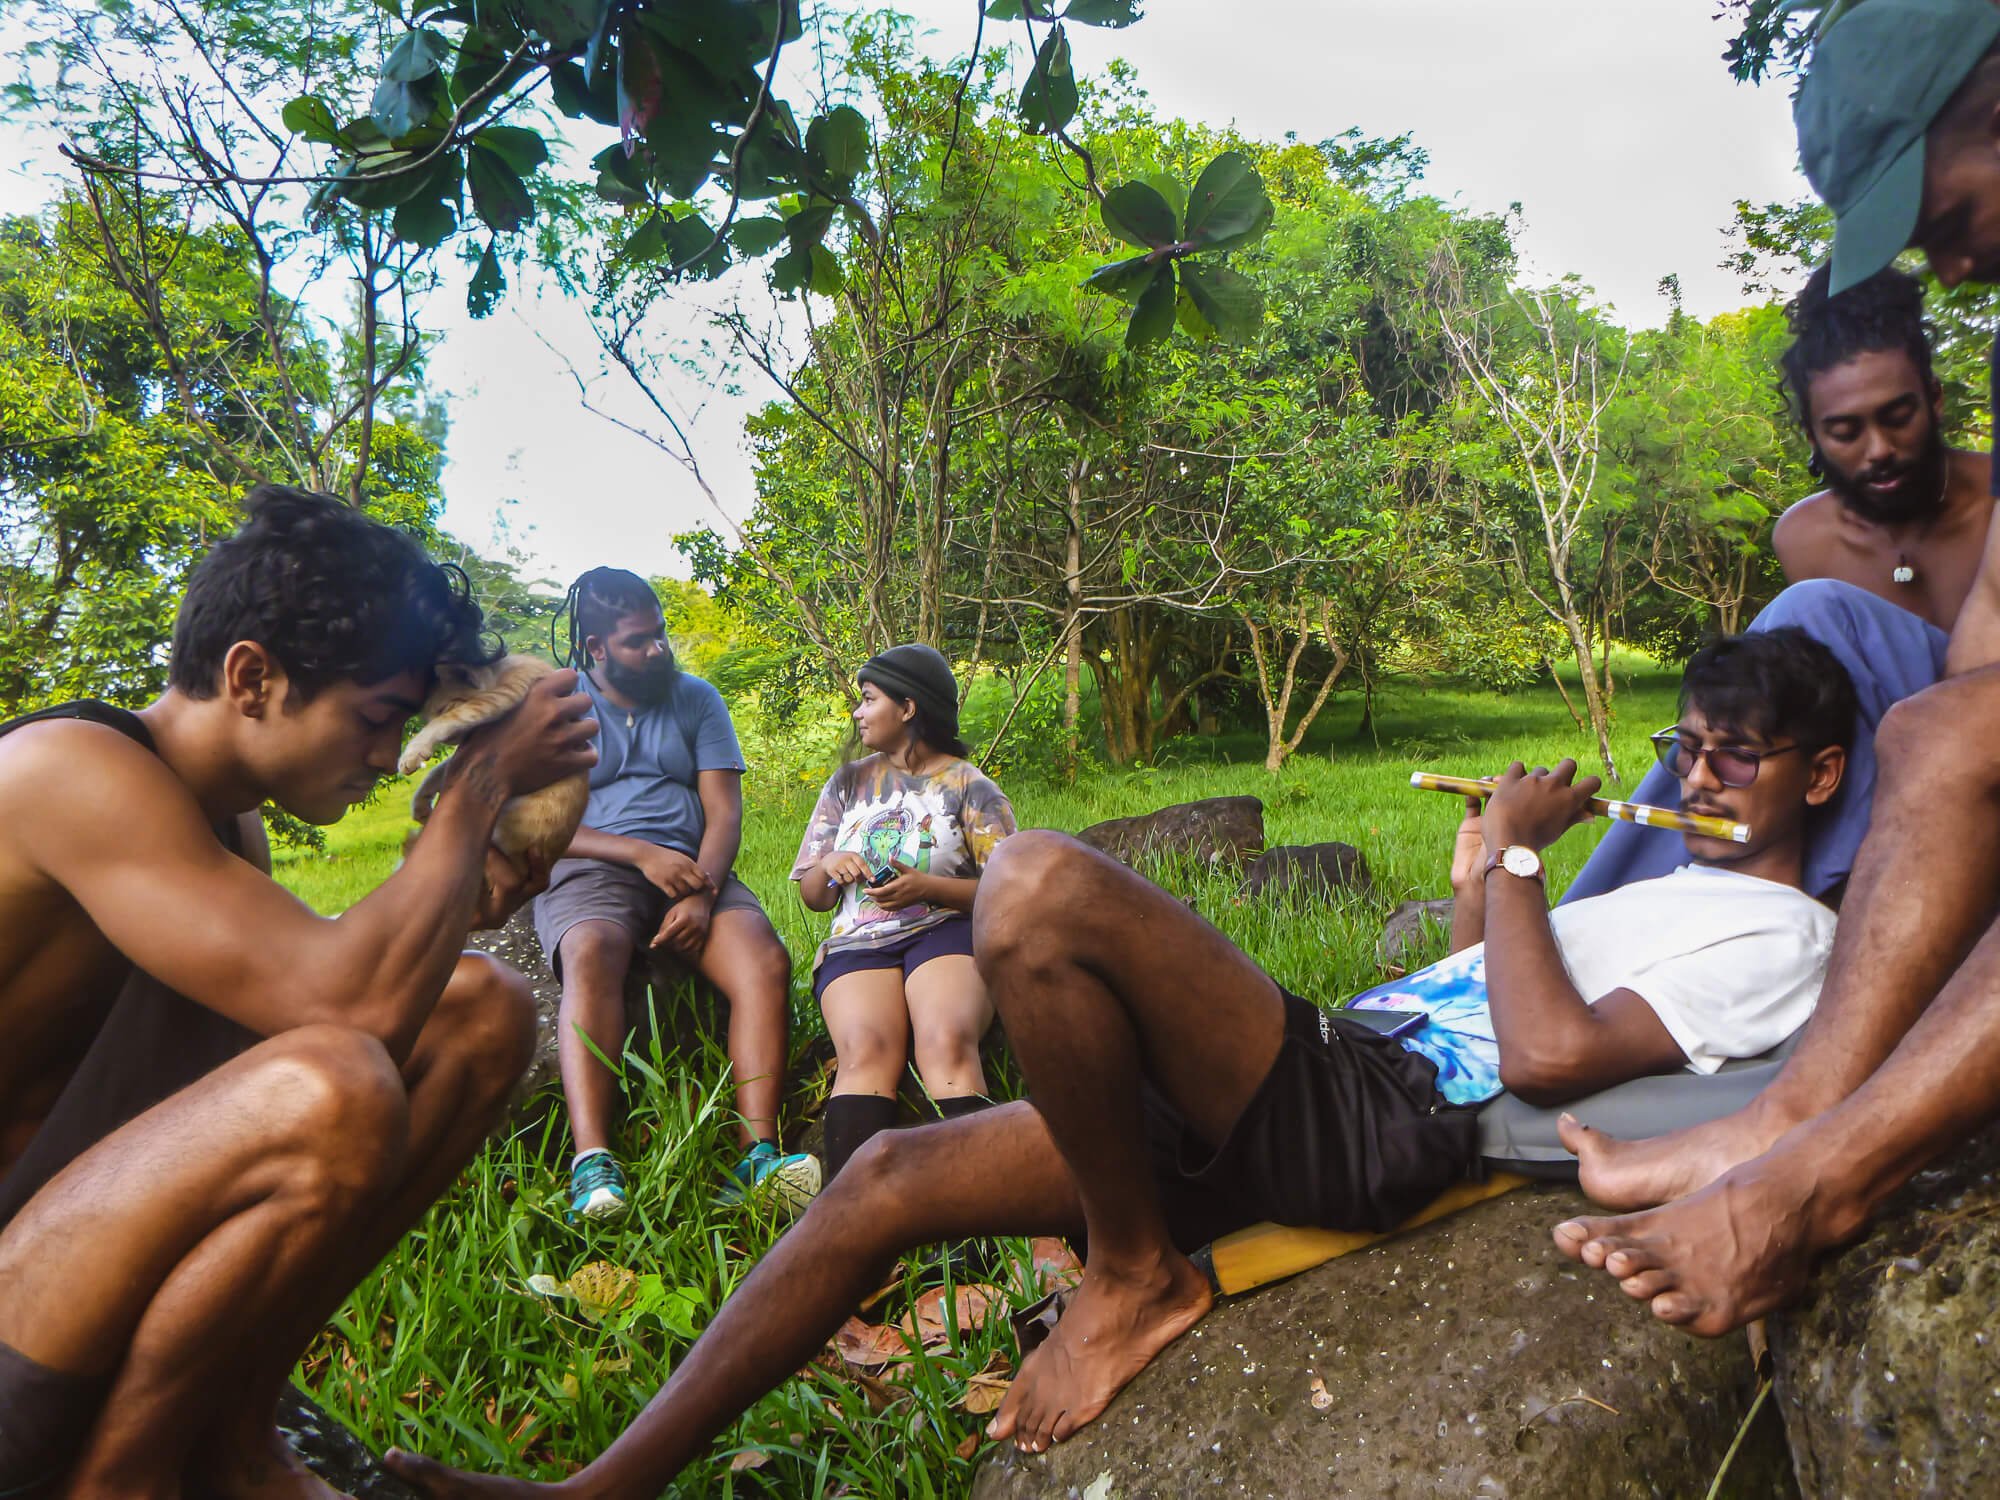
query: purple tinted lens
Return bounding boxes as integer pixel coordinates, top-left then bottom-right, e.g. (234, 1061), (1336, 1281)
(1708, 749), (1760, 787)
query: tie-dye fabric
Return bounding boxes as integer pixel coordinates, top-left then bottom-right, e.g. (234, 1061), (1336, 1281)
(790, 755), (1016, 967)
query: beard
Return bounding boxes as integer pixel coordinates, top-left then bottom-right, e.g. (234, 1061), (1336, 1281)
(599, 651), (679, 706)
(1820, 424), (1950, 527)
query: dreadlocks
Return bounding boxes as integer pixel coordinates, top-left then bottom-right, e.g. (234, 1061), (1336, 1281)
(1779, 263), (1937, 440)
(553, 568), (663, 669)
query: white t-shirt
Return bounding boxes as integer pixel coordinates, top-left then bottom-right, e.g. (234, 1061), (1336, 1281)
(1350, 864), (1837, 1105)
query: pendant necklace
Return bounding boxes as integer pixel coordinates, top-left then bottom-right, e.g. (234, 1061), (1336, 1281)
(1891, 465), (1952, 586)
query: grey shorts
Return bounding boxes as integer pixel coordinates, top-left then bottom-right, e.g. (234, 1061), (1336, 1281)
(532, 857), (766, 977)
(0, 1338), (104, 1495)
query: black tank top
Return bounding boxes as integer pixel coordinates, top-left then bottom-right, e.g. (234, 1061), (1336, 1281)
(0, 699), (154, 751)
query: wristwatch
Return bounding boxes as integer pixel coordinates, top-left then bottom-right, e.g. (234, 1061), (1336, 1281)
(1484, 844), (1544, 882)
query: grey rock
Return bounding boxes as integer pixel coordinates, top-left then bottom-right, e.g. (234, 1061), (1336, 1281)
(1237, 842), (1375, 903)
(1379, 898), (1457, 969)
(1770, 1123), (2000, 1498)
(1075, 797), (1265, 872)
(279, 1386), (417, 1499)
(974, 1183), (1793, 1500)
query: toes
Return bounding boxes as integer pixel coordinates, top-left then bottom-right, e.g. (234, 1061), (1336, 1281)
(1602, 1243), (1664, 1280)
(1650, 1289), (1706, 1327)
(1617, 1267), (1677, 1302)
(1555, 1113), (1594, 1157)
(1551, 1219), (1592, 1259)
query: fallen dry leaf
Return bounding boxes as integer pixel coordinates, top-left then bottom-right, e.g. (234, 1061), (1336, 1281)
(1309, 1375), (1333, 1411)
(729, 1450), (771, 1472)
(1030, 1237), (1082, 1293)
(960, 1372), (1012, 1415)
(900, 1284), (1001, 1348)
(831, 1316), (910, 1370)
(955, 1431), (983, 1460)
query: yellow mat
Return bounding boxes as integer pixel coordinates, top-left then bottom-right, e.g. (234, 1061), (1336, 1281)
(1205, 1172), (1530, 1295)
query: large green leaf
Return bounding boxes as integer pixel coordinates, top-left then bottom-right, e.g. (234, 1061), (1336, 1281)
(770, 240), (813, 293)
(807, 242), (842, 295)
(621, 212), (669, 261)
(466, 145), (534, 231)
(729, 216), (788, 254)
(1124, 263), (1177, 348)
(590, 141), (650, 204)
(807, 105), (869, 182)
(984, 1), (1055, 18)
(1100, 181), (1176, 250)
(282, 96), (344, 145)
(1084, 253), (1159, 303)
(663, 212), (730, 278)
(1178, 260), (1263, 342)
(1183, 151), (1274, 252)
(370, 71), (439, 139)
(1017, 25), (1076, 134)
(1138, 168), (1186, 227)
(381, 27), (448, 83)
(393, 193), (457, 249)
(470, 125), (549, 175)
(468, 239), (506, 316)
(642, 104), (722, 200)
(1061, 0), (1141, 26)
(634, 0), (763, 77)
(549, 59), (619, 125)
(512, 0), (611, 48)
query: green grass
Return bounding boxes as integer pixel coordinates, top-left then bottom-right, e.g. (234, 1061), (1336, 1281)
(280, 667), (1684, 1493)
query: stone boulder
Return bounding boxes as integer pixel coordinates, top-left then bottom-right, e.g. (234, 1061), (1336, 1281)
(1075, 797), (1265, 872)
(1379, 898), (1457, 970)
(1236, 843), (1374, 904)
(974, 1182), (1792, 1499)
(280, 1387), (416, 1499)
(1770, 1123), (2000, 1498)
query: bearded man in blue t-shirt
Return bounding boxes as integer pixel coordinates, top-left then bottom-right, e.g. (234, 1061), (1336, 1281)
(534, 569), (816, 1222)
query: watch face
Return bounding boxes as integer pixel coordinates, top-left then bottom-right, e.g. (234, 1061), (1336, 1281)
(1502, 845), (1541, 878)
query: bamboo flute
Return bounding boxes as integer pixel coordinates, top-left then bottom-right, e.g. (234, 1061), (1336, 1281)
(1408, 770), (1750, 845)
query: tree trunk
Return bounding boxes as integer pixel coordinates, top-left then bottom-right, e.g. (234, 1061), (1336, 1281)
(1063, 461), (1085, 770)
(1562, 609), (1619, 782)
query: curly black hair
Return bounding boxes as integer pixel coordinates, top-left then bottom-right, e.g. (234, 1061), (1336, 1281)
(169, 485), (499, 702)
(1779, 263), (1936, 442)
(1679, 626), (1858, 755)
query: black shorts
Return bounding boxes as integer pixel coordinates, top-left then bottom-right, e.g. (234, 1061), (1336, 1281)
(1143, 991), (1481, 1252)
(812, 916), (976, 1001)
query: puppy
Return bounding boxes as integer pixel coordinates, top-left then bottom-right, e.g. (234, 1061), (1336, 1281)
(398, 654), (591, 870)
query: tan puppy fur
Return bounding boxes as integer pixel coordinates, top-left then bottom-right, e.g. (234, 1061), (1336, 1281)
(399, 654), (590, 867)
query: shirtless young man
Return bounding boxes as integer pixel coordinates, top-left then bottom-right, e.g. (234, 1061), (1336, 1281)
(1772, 263), (1993, 631)
(0, 487), (596, 1496)
(384, 627), (1852, 1495)
(1554, 0), (2000, 1336)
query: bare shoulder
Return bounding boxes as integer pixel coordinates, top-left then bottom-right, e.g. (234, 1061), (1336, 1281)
(0, 718), (224, 877)
(1772, 490), (1840, 577)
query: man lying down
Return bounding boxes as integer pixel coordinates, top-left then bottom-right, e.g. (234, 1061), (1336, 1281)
(389, 627), (1855, 1495)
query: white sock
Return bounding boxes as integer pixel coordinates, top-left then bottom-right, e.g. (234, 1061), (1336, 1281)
(573, 1146), (611, 1167)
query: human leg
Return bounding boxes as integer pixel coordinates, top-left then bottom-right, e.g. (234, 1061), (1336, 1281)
(973, 831), (1290, 1451)
(906, 949), (992, 1102)
(1557, 666), (2000, 1216)
(0, 1025), (407, 1498)
(817, 965), (911, 1177)
(189, 956), (536, 1494)
(555, 920), (640, 1159)
(692, 897), (793, 1148)
(386, 1103), (1083, 1499)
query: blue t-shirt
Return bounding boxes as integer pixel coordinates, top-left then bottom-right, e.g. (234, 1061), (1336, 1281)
(577, 669), (745, 857)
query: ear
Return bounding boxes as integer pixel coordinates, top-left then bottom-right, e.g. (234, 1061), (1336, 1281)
(583, 632), (608, 664)
(1805, 743), (1846, 807)
(220, 640), (284, 719)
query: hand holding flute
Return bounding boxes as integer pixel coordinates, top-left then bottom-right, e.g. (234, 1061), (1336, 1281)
(1412, 763), (1751, 845)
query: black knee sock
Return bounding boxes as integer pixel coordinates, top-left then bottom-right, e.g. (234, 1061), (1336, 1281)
(822, 1094), (899, 1179)
(930, 1094), (995, 1121)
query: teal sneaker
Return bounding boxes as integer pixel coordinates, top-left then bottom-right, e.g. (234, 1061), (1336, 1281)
(719, 1141), (821, 1217)
(567, 1151), (630, 1224)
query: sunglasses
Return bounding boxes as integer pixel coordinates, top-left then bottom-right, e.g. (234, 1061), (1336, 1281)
(1649, 727), (1801, 788)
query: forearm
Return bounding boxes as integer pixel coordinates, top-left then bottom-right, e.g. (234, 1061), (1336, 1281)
(920, 874), (981, 914)
(564, 825), (659, 868)
(1480, 871), (1598, 1075)
(693, 811), (742, 892)
(321, 768), (507, 1059)
(1448, 884), (1484, 952)
(797, 861), (842, 912)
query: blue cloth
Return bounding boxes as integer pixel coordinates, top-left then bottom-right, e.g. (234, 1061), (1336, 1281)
(1350, 950), (1502, 1106)
(576, 669), (745, 857)
(1562, 579), (1947, 904)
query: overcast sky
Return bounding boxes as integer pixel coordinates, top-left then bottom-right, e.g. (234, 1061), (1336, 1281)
(0, 1), (1811, 588)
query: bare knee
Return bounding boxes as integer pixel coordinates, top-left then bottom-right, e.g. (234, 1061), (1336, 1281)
(832, 1024), (905, 1091)
(252, 1026), (408, 1197)
(559, 923), (635, 992)
(433, 952), (539, 1089)
(974, 831), (1095, 973)
(1877, 677), (2000, 794)
(912, 1021), (987, 1092)
(824, 1125), (929, 1236)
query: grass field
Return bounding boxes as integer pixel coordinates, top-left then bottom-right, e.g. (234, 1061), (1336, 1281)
(280, 665), (1685, 1494)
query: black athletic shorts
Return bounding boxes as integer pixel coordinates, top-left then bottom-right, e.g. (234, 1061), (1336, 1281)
(1143, 990), (1482, 1252)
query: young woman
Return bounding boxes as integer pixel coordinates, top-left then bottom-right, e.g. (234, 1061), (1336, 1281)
(791, 644), (1017, 1177)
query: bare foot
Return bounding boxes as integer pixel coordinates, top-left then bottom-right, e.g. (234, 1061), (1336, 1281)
(380, 1450), (548, 1499)
(186, 1427), (353, 1500)
(1549, 1149), (1860, 1338)
(1556, 1101), (1793, 1219)
(986, 1252), (1212, 1454)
